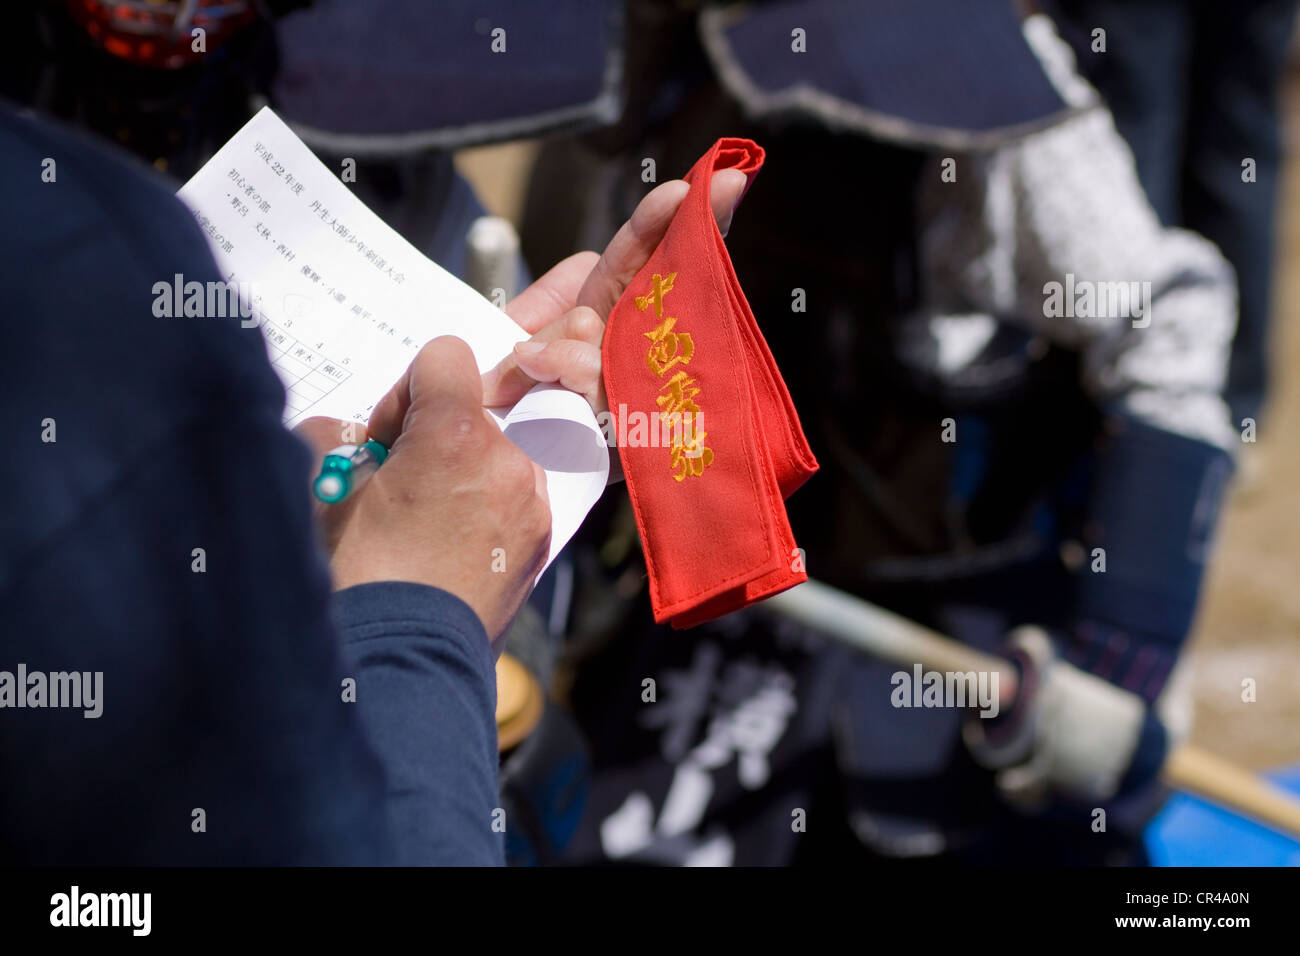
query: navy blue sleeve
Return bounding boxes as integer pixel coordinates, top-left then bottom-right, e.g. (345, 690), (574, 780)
(0, 104), (501, 865)
(334, 583), (504, 866)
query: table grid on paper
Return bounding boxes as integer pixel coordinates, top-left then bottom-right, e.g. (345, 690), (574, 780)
(261, 320), (352, 419)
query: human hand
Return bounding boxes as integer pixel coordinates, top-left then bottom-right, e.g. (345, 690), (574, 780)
(296, 336), (551, 654)
(479, 168), (749, 415)
(962, 627), (1155, 807)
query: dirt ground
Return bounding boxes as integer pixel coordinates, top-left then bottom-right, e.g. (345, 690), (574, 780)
(1187, 68), (1300, 771)
(457, 70), (1300, 773)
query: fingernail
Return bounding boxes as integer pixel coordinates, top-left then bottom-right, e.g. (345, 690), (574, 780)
(514, 340), (545, 355)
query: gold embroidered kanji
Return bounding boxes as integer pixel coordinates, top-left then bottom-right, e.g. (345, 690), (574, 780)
(636, 271), (715, 481)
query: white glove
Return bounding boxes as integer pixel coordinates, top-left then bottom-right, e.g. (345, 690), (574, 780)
(962, 626), (1150, 808)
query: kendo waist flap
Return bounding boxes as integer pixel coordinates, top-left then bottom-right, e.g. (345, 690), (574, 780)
(698, 0), (1094, 152)
(270, 0), (624, 157)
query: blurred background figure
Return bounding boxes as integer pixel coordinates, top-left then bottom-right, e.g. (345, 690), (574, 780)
(0, 0), (619, 282)
(523, 0), (1243, 865)
(2, 1), (278, 180)
(1047, 0), (1300, 433)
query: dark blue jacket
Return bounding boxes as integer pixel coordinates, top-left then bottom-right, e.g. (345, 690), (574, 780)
(0, 104), (502, 865)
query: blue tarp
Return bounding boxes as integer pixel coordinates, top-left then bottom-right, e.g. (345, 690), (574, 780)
(1147, 764), (1300, 866)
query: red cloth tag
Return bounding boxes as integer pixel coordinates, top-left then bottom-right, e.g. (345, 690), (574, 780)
(602, 138), (818, 629)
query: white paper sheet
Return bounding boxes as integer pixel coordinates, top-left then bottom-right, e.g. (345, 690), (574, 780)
(177, 107), (608, 569)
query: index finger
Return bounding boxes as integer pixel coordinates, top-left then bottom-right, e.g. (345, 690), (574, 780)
(294, 416), (362, 459)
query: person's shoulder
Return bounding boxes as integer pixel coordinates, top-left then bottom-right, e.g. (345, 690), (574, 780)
(0, 103), (288, 580)
(0, 103), (220, 295)
(0, 101), (283, 423)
